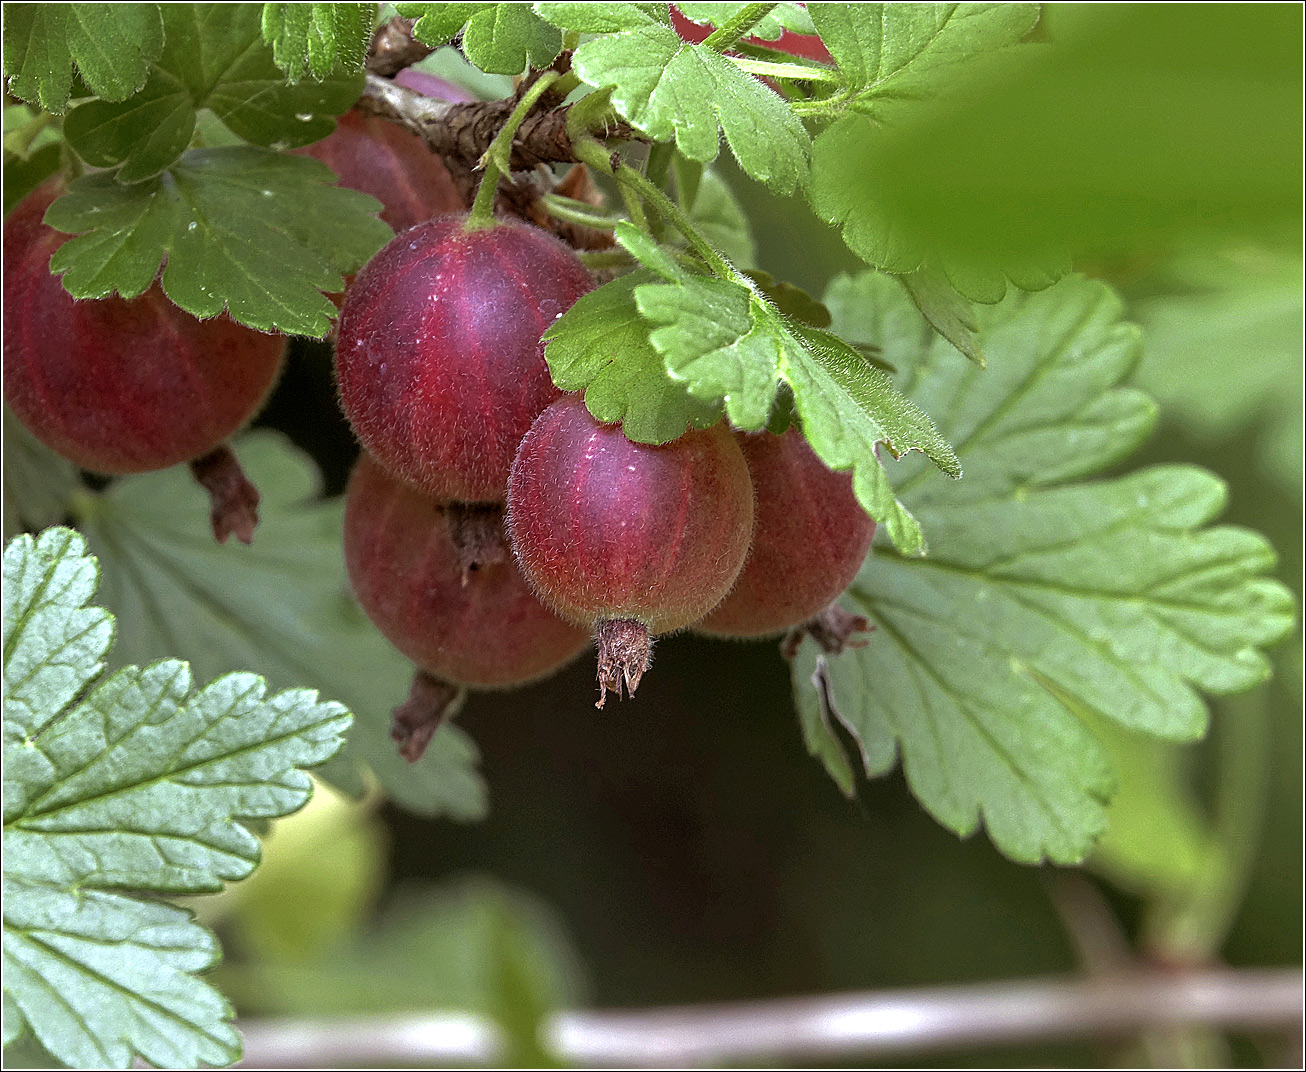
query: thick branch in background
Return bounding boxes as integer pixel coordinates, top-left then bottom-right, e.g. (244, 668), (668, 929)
(235, 968), (1303, 1068)
(367, 17), (435, 78)
(357, 73), (629, 171)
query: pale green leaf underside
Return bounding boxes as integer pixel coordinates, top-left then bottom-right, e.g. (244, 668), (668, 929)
(44, 148), (392, 337)
(3, 527), (352, 1068)
(2, 3), (164, 113)
(72, 431), (487, 820)
(793, 273), (1296, 864)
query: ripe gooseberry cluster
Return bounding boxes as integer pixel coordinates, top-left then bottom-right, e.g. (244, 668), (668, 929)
(335, 200), (876, 755)
(3, 179), (286, 543)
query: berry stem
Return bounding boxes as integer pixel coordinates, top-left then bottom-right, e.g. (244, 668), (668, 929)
(189, 445), (260, 545)
(391, 669), (464, 763)
(466, 69), (562, 230)
(594, 618), (653, 708)
(700, 2), (779, 51)
(444, 502), (510, 585)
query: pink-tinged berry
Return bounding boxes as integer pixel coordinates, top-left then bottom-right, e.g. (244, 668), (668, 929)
(294, 109), (465, 236)
(335, 215), (594, 502)
(697, 428), (876, 638)
(344, 451), (590, 693)
(507, 396), (755, 704)
(3, 179), (285, 542)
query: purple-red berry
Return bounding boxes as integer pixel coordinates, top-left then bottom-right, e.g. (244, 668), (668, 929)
(507, 396), (755, 704)
(696, 428), (876, 638)
(3, 180), (285, 476)
(344, 451), (590, 690)
(294, 108), (465, 236)
(335, 216), (594, 502)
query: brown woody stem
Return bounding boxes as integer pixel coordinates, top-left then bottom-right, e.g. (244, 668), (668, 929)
(366, 17), (435, 78)
(357, 73), (635, 171)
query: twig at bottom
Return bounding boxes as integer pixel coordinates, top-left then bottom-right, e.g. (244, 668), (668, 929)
(235, 966), (1303, 1068)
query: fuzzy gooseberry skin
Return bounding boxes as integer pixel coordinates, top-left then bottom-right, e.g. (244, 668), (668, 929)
(344, 452), (590, 687)
(293, 109), (464, 235)
(336, 216), (594, 502)
(2, 181), (285, 474)
(697, 429), (876, 638)
(507, 396), (755, 634)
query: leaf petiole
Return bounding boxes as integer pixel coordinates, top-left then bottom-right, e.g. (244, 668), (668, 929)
(466, 70), (561, 229)
(729, 57), (839, 83)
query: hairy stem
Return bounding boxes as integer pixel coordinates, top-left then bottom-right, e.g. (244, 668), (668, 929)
(701, 3), (779, 51)
(614, 162), (739, 281)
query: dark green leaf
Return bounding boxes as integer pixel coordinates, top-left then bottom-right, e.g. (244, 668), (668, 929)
(45, 147), (392, 337)
(398, 3), (562, 74)
(793, 272), (1297, 863)
(543, 272), (722, 444)
(72, 430), (487, 820)
(630, 271), (960, 553)
(3, 526), (351, 1068)
(687, 167), (756, 269)
(261, 3), (374, 83)
(3, 3), (164, 113)
(62, 4), (362, 182)
(743, 269), (829, 327)
(808, 112), (1071, 302)
(2, 142), (61, 217)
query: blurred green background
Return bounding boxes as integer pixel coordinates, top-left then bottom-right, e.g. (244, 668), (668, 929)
(206, 5), (1303, 1066)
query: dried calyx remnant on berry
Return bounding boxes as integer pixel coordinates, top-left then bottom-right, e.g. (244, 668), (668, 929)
(507, 396), (756, 707)
(335, 213), (595, 504)
(344, 451), (590, 760)
(3, 179), (285, 544)
(697, 427), (876, 642)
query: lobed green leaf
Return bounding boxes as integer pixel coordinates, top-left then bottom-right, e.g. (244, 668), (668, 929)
(3, 3), (164, 114)
(792, 273), (1297, 864)
(261, 2), (374, 83)
(545, 5), (809, 192)
(543, 272), (723, 444)
(676, 2), (816, 40)
(62, 4), (361, 183)
(3, 526), (352, 1067)
(399, 3), (562, 74)
(44, 147), (393, 337)
(808, 2), (1038, 103)
(70, 430), (487, 821)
